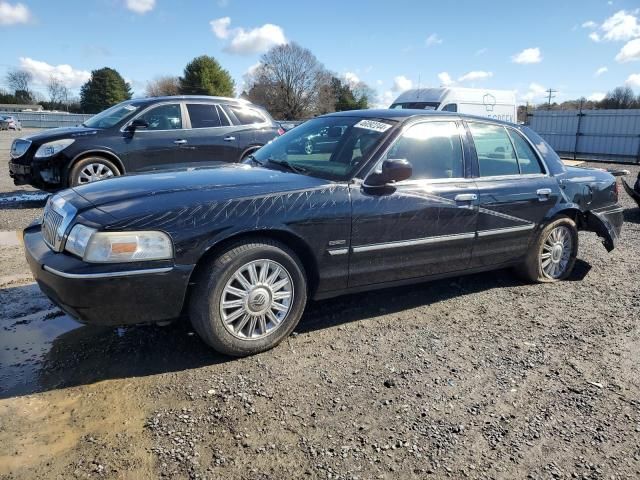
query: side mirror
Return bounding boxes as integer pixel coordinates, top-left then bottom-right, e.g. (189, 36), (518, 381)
(126, 119), (149, 132)
(365, 158), (412, 187)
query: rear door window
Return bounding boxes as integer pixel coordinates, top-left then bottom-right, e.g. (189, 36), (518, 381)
(507, 129), (544, 174)
(468, 123), (519, 177)
(225, 105), (267, 125)
(186, 103), (223, 128)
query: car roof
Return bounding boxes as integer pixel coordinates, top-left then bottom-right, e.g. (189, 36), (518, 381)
(321, 108), (516, 126)
(130, 95), (252, 105)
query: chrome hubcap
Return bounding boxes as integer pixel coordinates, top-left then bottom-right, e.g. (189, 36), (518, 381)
(304, 140), (313, 155)
(78, 163), (115, 184)
(541, 226), (572, 279)
(220, 259), (293, 340)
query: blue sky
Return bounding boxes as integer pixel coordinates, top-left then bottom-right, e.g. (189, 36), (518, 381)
(1, 0), (640, 106)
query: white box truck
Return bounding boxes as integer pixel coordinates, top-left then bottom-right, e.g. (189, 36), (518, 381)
(390, 87), (517, 124)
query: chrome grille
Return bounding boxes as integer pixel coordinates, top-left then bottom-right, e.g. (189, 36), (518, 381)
(42, 205), (64, 250)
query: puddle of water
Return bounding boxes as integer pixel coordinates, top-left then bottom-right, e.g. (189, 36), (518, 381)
(0, 305), (82, 397)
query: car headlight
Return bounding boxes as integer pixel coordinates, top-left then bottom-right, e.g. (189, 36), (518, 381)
(34, 139), (75, 158)
(64, 225), (173, 263)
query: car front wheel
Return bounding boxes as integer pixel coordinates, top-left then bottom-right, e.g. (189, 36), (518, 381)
(69, 157), (120, 187)
(517, 216), (578, 282)
(189, 239), (308, 356)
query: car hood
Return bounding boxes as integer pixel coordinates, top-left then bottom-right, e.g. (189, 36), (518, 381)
(24, 125), (99, 143)
(71, 164), (331, 220)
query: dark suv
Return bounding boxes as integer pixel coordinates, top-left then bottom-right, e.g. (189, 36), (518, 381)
(9, 96), (282, 191)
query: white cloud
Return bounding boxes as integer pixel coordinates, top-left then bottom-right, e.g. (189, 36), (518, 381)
(425, 33), (442, 47)
(210, 17), (287, 55)
(438, 72), (454, 86)
(615, 38), (640, 62)
(521, 82), (547, 102)
(595, 66), (608, 76)
(344, 72), (360, 85)
(458, 70), (493, 82)
(600, 10), (640, 41)
(125, 0), (155, 14)
(587, 92), (606, 102)
(392, 75), (413, 92)
(626, 73), (640, 88)
(377, 90), (396, 108)
(18, 57), (91, 88)
(512, 47), (542, 64)
(582, 20), (598, 29)
(589, 32), (601, 42)
(210, 17), (231, 38)
(0, 1), (31, 25)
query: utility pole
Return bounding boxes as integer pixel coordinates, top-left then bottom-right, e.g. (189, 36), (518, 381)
(546, 88), (557, 109)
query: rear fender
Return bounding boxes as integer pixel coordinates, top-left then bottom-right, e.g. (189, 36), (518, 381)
(584, 207), (624, 252)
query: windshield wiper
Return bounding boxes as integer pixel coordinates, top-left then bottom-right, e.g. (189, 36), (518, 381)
(245, 153), (264, 166)
(265, 158), (309, 175)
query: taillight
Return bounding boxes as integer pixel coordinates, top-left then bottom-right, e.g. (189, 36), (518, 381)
(277, 128), (285, 136)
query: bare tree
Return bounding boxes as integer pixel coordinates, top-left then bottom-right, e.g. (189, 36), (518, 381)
(599, 86), (638, 109)
(6, 69), (32, 92)
(145, 75), (181, 97)
(48, 76), (69, 108)
(245, 43), (332, 119)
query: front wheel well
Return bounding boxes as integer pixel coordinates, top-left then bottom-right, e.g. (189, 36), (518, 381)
(69, 151), (125, 176)
(184, 230), (319, 312)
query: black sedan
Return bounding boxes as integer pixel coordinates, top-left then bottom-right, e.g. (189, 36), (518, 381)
(23, 110), (623, 356)
(9, 96), (282, 191)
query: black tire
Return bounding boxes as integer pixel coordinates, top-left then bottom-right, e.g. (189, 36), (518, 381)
(189, 239), (308, 356)
(68, 156), (120, 187)
(515, 216), (578, 283)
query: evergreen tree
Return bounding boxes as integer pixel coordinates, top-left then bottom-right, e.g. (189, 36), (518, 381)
(80, 67), (132, 113)
(179, 56), (234, 97)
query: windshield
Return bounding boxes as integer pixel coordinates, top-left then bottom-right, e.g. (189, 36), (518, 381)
(251, 116), (395, 181)
(83, 102), (141, 129)
(390, 102), (440, 110)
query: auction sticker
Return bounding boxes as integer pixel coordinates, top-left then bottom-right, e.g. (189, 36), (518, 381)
(354, 120), (392, 132)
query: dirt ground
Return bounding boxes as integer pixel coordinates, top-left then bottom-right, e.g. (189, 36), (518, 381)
(0, 128), (639, 479)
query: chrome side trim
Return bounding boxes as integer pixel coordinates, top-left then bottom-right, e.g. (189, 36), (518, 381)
(43, 265), (173, 279)
(353, 232), (475, 253)
(477, 224), (535, 237)
(327, 248), (349, 256)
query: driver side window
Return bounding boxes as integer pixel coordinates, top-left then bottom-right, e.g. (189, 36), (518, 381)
(382, 121), (464, 180)
(138, 104), (183, 131)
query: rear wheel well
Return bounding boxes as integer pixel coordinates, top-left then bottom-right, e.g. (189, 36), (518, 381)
(184, 230), (319, 313)
(239, 146), (261, 162)
(550, 208), (586, 229)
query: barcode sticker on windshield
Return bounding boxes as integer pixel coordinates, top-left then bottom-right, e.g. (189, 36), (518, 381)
(354, 120), (392, 133)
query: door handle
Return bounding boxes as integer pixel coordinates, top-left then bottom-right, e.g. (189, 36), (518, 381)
(536, 188), (552, 200)
(173, 139), (187, 145)
(223, 136), (236, 142)
(454, 193), (478, 202)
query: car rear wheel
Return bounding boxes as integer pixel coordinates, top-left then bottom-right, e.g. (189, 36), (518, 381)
(189, 239), (308, 356)
(69, 157), (120, 187)
(516, 216), (578, 283)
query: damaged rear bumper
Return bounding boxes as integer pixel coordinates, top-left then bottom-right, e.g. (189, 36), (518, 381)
(586, 204), (624, 252)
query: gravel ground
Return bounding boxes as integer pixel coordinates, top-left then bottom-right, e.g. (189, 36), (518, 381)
(0, 128), (638, 479)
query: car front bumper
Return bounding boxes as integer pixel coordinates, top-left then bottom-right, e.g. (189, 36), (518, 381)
(9, 154), (67, 190)
(23, 223), (194, 326)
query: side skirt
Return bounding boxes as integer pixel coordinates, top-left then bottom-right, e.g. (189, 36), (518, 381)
(312, 260), (522, 301)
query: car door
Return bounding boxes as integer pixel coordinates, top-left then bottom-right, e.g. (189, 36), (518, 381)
(177, 102), (240, 164)
(466, 121), (560, 267)
(123, 102), (186, 172)
(348, 120), (479, 287)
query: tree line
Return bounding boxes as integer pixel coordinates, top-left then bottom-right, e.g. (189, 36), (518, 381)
(1, 43), (373, 118)
(2, 41), (639, 119)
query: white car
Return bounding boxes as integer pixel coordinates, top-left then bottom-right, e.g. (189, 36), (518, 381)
(0, 115), (22, 131)
(390, 87), (517, 124)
